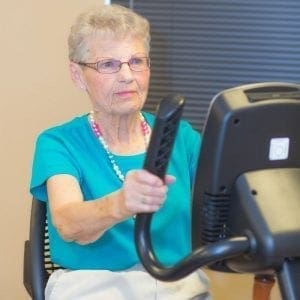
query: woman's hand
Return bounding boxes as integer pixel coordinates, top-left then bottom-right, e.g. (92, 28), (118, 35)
(119, 169), (176, 217)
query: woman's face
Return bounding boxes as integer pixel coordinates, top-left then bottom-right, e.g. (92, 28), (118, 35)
(77, 36), (150, 117)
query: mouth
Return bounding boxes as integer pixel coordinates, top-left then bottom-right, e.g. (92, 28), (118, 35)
(115, 90), (136, 99)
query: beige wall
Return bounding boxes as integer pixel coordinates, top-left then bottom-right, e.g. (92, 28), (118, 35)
(0, 1), (103, 299)
(0, 1), (281, 299)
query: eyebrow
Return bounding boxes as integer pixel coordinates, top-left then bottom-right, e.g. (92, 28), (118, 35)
(93, 53), (148, 61)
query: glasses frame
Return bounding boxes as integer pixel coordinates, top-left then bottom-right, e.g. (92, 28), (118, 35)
(78, 56), (150, 74)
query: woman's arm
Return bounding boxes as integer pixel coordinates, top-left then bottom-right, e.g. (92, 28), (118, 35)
(47, 171), (175, 245)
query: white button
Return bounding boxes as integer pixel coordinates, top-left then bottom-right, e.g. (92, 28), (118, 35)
(269, 137), (290, 160)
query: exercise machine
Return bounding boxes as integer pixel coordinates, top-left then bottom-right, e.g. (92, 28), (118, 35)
(135, 82), (300, 300)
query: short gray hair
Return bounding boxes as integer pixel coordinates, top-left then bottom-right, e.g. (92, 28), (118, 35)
(68, 4), (150, 63)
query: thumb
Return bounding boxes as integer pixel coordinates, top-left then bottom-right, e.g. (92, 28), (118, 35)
(164, 174), (176, 185)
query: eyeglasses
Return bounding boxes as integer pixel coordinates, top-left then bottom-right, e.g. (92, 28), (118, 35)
(78, 56), (150, 74)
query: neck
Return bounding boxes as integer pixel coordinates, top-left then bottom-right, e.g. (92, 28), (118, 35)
(89, 111), (150, 155)
(95, 111), (140, 141)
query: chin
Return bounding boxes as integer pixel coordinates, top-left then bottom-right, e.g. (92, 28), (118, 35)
(117, 102), (143, 114)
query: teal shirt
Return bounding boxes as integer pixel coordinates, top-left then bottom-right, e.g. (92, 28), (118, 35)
(30, 112), (201, 270)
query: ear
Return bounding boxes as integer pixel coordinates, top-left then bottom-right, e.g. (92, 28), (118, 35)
(69, 62), (87, 90)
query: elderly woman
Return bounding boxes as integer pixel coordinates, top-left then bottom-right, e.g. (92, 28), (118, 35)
(30, 4), (210, 300)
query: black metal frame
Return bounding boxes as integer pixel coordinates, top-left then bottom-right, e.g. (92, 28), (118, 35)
(23, 199), (60, 300)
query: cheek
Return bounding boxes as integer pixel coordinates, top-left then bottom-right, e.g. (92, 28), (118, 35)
(139, 72), (150, 92)
(89, 77), (114, 99)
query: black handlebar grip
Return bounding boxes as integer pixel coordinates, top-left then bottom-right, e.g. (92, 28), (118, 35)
(143, 94), (185, 178)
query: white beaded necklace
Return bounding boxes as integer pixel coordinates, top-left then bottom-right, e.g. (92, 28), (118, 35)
(89, 111), (151, 182)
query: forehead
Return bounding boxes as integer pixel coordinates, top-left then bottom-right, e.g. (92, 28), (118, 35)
(86, 35), (148, 61)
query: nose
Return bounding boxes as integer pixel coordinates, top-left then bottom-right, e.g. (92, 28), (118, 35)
(117, 62), (134, 82)
(119, 62), (131, 70)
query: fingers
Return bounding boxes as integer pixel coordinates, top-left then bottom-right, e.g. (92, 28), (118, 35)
(139, 193), (166, 207)
(129, 169), (176, 187)
(134, 169), (165, 186)
(132, 186), (167, 209)
(122, 170), (176, 216)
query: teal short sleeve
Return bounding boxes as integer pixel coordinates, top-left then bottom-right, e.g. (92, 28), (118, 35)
(30, 131), (81, 201)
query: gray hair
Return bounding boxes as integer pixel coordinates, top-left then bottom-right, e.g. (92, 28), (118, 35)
(68, 4), (150, 63)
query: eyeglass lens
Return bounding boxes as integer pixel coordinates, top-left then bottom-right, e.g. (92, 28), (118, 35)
(97, 57), (149, 73)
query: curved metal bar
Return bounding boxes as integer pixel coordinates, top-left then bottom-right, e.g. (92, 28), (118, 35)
(135, 213), (250, 281)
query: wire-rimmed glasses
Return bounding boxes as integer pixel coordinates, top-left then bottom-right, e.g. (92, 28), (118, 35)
(78, 56), (150, 74)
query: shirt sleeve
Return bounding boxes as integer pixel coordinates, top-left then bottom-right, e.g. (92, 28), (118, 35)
(30, 131), (81, 201)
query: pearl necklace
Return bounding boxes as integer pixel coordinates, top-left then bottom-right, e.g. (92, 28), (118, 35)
(89, 111), (151, 182)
